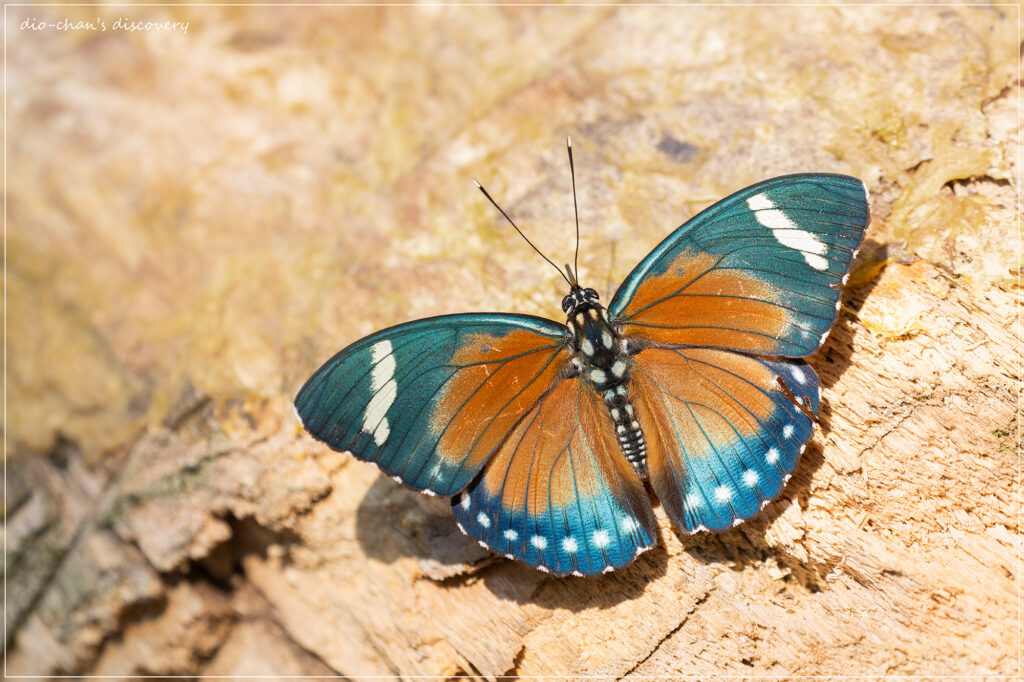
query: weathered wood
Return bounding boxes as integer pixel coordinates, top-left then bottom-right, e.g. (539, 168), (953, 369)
(5, 4), (1019, 678)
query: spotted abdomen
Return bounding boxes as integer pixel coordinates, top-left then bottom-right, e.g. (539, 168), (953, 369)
(568, 304), (648, 479)
(602, 384), (648, 479)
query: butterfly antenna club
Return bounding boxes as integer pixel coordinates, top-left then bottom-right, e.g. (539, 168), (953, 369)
(473, 178), (572, 288)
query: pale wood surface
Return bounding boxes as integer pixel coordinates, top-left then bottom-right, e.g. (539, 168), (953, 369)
(6, 4), (1020, 678)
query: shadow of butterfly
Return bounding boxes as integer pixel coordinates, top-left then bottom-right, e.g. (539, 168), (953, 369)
(295, 144), (869, 577)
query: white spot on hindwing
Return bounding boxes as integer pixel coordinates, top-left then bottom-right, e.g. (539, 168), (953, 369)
(460, 496), (471, 510)
(503, 529), (518, 541)
(713, 485), (732, 503)
(592, 530), (611, 549)
(746, 193), (829, 271)
(783, 424), (795, 438)
(477, 513), (491, 528)
(620, 517), (639, 533)
(742, 470), (759, 487)
(791, 366), (806, 384)
(685, 492), (703, 509)
(766, 447), (780, 464)
(562, 537), (578, 553)
(531, 535), (547, 549)
(363, 340), (397, 445)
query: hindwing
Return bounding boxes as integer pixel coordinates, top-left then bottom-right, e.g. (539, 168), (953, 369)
(629, 347), (820, 532)
(452, 377), (657, 576)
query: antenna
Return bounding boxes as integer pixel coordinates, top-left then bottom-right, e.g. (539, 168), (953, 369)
(563, 263), (578, 288)
(567, 136), (581, 286)
(473, 179), (573, 289)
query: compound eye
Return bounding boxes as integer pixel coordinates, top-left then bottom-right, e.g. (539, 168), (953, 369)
(561, 295), (574, 313)
(583, 288), (599, 301)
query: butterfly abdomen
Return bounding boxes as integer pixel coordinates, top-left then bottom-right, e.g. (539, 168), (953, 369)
(568, 303), (649, 479)
(609, 397), (648, 479)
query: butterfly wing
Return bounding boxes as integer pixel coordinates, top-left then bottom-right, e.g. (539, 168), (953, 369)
(609, 173), (869, 357)
(629, 346), (820, 532)
(452, 377), (657, 576)
(294, 314), (571, 496)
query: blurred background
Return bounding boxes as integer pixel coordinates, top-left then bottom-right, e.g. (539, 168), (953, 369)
(6, 3), (1019, 678)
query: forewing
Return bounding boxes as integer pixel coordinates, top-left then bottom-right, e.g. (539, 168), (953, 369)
(609, 173), (869, 357)
(452, 377), (657, 576)
(295, 314), (570, 496)
(630, 347), (820, 533)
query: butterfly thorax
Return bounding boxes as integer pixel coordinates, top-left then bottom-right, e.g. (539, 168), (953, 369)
(563, 290), (649, 479)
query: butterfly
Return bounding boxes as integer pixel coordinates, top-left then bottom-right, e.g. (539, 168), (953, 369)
(295, 141), (869, 577)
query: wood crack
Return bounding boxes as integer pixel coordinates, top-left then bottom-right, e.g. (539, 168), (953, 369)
(617, 587), (715, 680)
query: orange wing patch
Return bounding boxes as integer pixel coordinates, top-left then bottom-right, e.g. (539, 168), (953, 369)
(618, 251), (792, 353)
(631, 346), (778, 448)
(477, 378), (633, 514)
(432, 329), (569, 475)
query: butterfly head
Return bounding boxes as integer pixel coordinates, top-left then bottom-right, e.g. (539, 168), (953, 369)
(561, 286), (600, 316)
